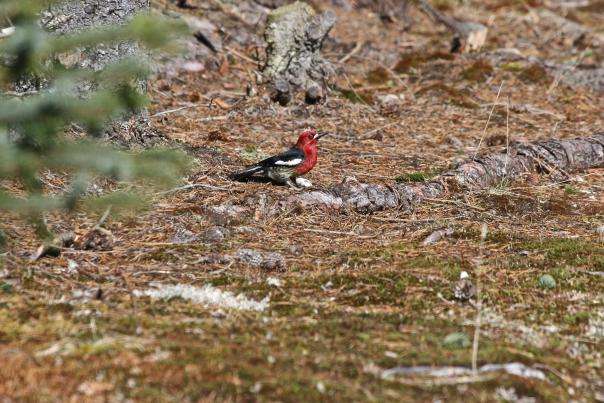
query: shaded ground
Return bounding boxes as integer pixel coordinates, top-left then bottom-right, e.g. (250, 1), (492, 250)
(2, 0), (604, 401)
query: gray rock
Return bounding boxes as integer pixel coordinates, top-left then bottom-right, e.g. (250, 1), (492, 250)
(206, 204), (248, 226)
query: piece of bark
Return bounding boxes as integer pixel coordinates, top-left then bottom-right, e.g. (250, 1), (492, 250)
(416, 0), (488, 52)
(263, 2), (336, 105)
(289, 133), (604, 213)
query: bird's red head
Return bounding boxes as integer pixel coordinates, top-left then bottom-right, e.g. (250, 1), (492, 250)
(295, 130), (328, 148)
(293, 130), (329, 176)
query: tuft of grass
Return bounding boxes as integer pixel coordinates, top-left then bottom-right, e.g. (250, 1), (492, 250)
(395, 170), (439, 183)
(461, 60), (494, 82)
(562, 184), (579, 195)
(366, 67), (392, 85)
(518, 64), (550, 84)
(240, 145), (268, 162)
(337, 88), (372, 105)
(500, 62), (524, 72)
(394, 51), (454, 73)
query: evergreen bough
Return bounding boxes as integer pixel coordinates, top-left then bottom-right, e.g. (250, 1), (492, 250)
(0, 0), (190, 252)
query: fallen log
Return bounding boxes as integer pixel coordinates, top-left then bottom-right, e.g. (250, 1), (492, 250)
(290, 133), (604, 213)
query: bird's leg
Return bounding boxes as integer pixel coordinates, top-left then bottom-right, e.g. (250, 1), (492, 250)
(285, 178), (301, 190)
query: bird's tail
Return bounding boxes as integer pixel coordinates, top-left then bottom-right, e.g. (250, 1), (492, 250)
(230, 165), (263, 181)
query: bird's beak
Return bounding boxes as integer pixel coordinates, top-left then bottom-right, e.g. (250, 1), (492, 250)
(314, 131), (330, 140)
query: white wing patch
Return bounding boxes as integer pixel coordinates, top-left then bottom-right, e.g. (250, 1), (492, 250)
(274, 158), (302, 166)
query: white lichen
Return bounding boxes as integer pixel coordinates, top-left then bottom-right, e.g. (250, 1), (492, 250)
(134, 283), (269, 312)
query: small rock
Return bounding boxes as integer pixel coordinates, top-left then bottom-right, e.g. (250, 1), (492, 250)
(305, 84), (323, 104)
(442, 332), (471, 349)
(539, 274), (556, 289)
(67, 259), (79, 274)
(201, 227), (230, 242)
(289, 191), (343, 209)
(172, 229), (198, 244)
(77, 227), (114, 251)
(422, 228), (454, 245)
(271, 79), (291, 106)
(290, 244), (304, 256)
(77, 381), (114, 396)
(206, 203), (248, 226)
(235, 249), (285, 271)
(596, 225), (604, 240)
(377, 94), (400, 107)
(454, 271), (475, 301)
(295, 177), (313, 188)
(267, 277), (282, 287)
(72, 288), (103, 302)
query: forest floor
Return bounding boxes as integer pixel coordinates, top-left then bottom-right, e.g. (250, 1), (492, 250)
(2, 0), (604, 401)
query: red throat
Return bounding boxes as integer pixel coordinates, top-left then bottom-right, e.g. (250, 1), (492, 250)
(295, 143), (318, 175)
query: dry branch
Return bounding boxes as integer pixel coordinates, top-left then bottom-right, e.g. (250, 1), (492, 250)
(416, 0), (487, 52)
(290, 133), (604, 213)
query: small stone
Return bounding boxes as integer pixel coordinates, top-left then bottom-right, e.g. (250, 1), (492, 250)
(206, 203), (248, 226)
(202, 227), (230, 242)
(271, 79), (291, 106)
(443, 332), (471, 349)
(454, 271), (475, 301)
(596, 225), (604, 239)
(295, 177), (313, 188)
(305, 85), (322, 104)
(234, 249), (285, 271)
(539, 274), (556, 289)
(377, 94), (400, 107)
(246, 83), (257, 97)
(77, 227), (114, 251)
(172, 229), (198, 244)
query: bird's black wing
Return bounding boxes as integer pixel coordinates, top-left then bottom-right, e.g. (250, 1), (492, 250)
(258, 147), (305, 168)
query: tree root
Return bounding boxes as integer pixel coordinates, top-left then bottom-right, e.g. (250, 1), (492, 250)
(289, 133), (604, 213)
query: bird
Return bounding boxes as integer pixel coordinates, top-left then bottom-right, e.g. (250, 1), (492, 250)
(230, 130), (329, 189)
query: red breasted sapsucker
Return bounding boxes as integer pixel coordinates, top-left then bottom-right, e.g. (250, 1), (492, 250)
(231, 130), (329, 189)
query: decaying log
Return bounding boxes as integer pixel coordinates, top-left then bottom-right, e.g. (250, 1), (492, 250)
(262, 2), (336, 105)
(416, 0), (487, 52)
(289, 133), (604, 213)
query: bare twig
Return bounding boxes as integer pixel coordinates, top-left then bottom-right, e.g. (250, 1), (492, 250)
(151, 104), (202, 117)
(471, 224), (488, 374)
(339, 41), (364, 64)
(155, 183), (244, 195)
(473, 81), (504, 160)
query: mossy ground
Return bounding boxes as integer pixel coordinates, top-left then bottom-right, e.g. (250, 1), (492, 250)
(2, 0), (604, 401)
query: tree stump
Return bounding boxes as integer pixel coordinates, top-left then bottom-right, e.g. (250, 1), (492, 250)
(263, 2), (336, 105)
